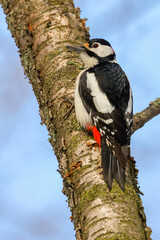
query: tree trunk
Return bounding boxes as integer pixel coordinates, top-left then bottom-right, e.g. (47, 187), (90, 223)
(0, 0), (153, 239)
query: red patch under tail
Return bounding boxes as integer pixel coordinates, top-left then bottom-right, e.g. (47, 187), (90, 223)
(85, 124), (101, 147)
(92, 126), (101, 147)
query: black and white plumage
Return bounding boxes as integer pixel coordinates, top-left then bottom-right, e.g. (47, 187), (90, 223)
(66, 39), (133, 190)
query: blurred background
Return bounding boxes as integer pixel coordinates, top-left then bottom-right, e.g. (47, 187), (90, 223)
(0, 0), (160, 239)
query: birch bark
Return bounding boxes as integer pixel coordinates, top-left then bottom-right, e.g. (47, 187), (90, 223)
(0, 0), (156, 239)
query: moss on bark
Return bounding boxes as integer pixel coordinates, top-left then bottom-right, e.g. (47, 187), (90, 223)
(0, 0), (152, 239)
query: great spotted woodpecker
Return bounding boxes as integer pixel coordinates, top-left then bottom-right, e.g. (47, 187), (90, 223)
(66, 39), (133, 190)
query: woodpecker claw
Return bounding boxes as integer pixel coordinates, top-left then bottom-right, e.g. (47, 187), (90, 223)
(86, 141), (99, 149)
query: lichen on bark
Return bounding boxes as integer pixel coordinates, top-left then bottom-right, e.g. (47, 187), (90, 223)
(0, 0), (154, 239)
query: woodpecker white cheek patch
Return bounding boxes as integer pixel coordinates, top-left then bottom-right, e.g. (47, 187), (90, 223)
(92, 45), (113, 57)
(75, 70), (92, 128)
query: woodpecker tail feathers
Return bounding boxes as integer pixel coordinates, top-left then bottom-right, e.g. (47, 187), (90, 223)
(101, 138), (125, 191)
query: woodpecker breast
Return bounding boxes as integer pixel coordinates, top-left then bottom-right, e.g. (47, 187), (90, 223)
(75, 69), (93, 129)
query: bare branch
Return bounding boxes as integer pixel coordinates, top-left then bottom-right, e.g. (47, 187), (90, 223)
(133, 98), (160, 133)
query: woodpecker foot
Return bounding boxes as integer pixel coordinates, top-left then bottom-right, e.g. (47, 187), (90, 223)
(86, 141), (99, 149)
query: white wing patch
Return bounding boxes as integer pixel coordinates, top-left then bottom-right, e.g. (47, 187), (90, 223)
(87, 72), (115, 113)
(104, 119), (113, 124)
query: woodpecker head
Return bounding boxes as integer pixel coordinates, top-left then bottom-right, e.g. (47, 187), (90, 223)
(66, 38), (116, 68)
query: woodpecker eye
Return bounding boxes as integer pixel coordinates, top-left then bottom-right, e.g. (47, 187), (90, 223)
(92, 43), (99, 48)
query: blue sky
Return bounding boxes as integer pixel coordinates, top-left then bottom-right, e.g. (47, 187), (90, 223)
(0, 1), (160, 239)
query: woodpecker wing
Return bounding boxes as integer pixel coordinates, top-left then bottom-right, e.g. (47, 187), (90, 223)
(92, 61), (133, 140)
(78, 62), (133, 167)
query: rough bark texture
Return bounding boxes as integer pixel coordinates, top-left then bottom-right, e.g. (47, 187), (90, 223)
(0, 0), (156, 239)
(133, 98), (160, 133)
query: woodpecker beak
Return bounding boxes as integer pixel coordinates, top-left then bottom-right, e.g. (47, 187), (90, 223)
(83, 42), (89, 48)
(66, 45), (87, 53)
